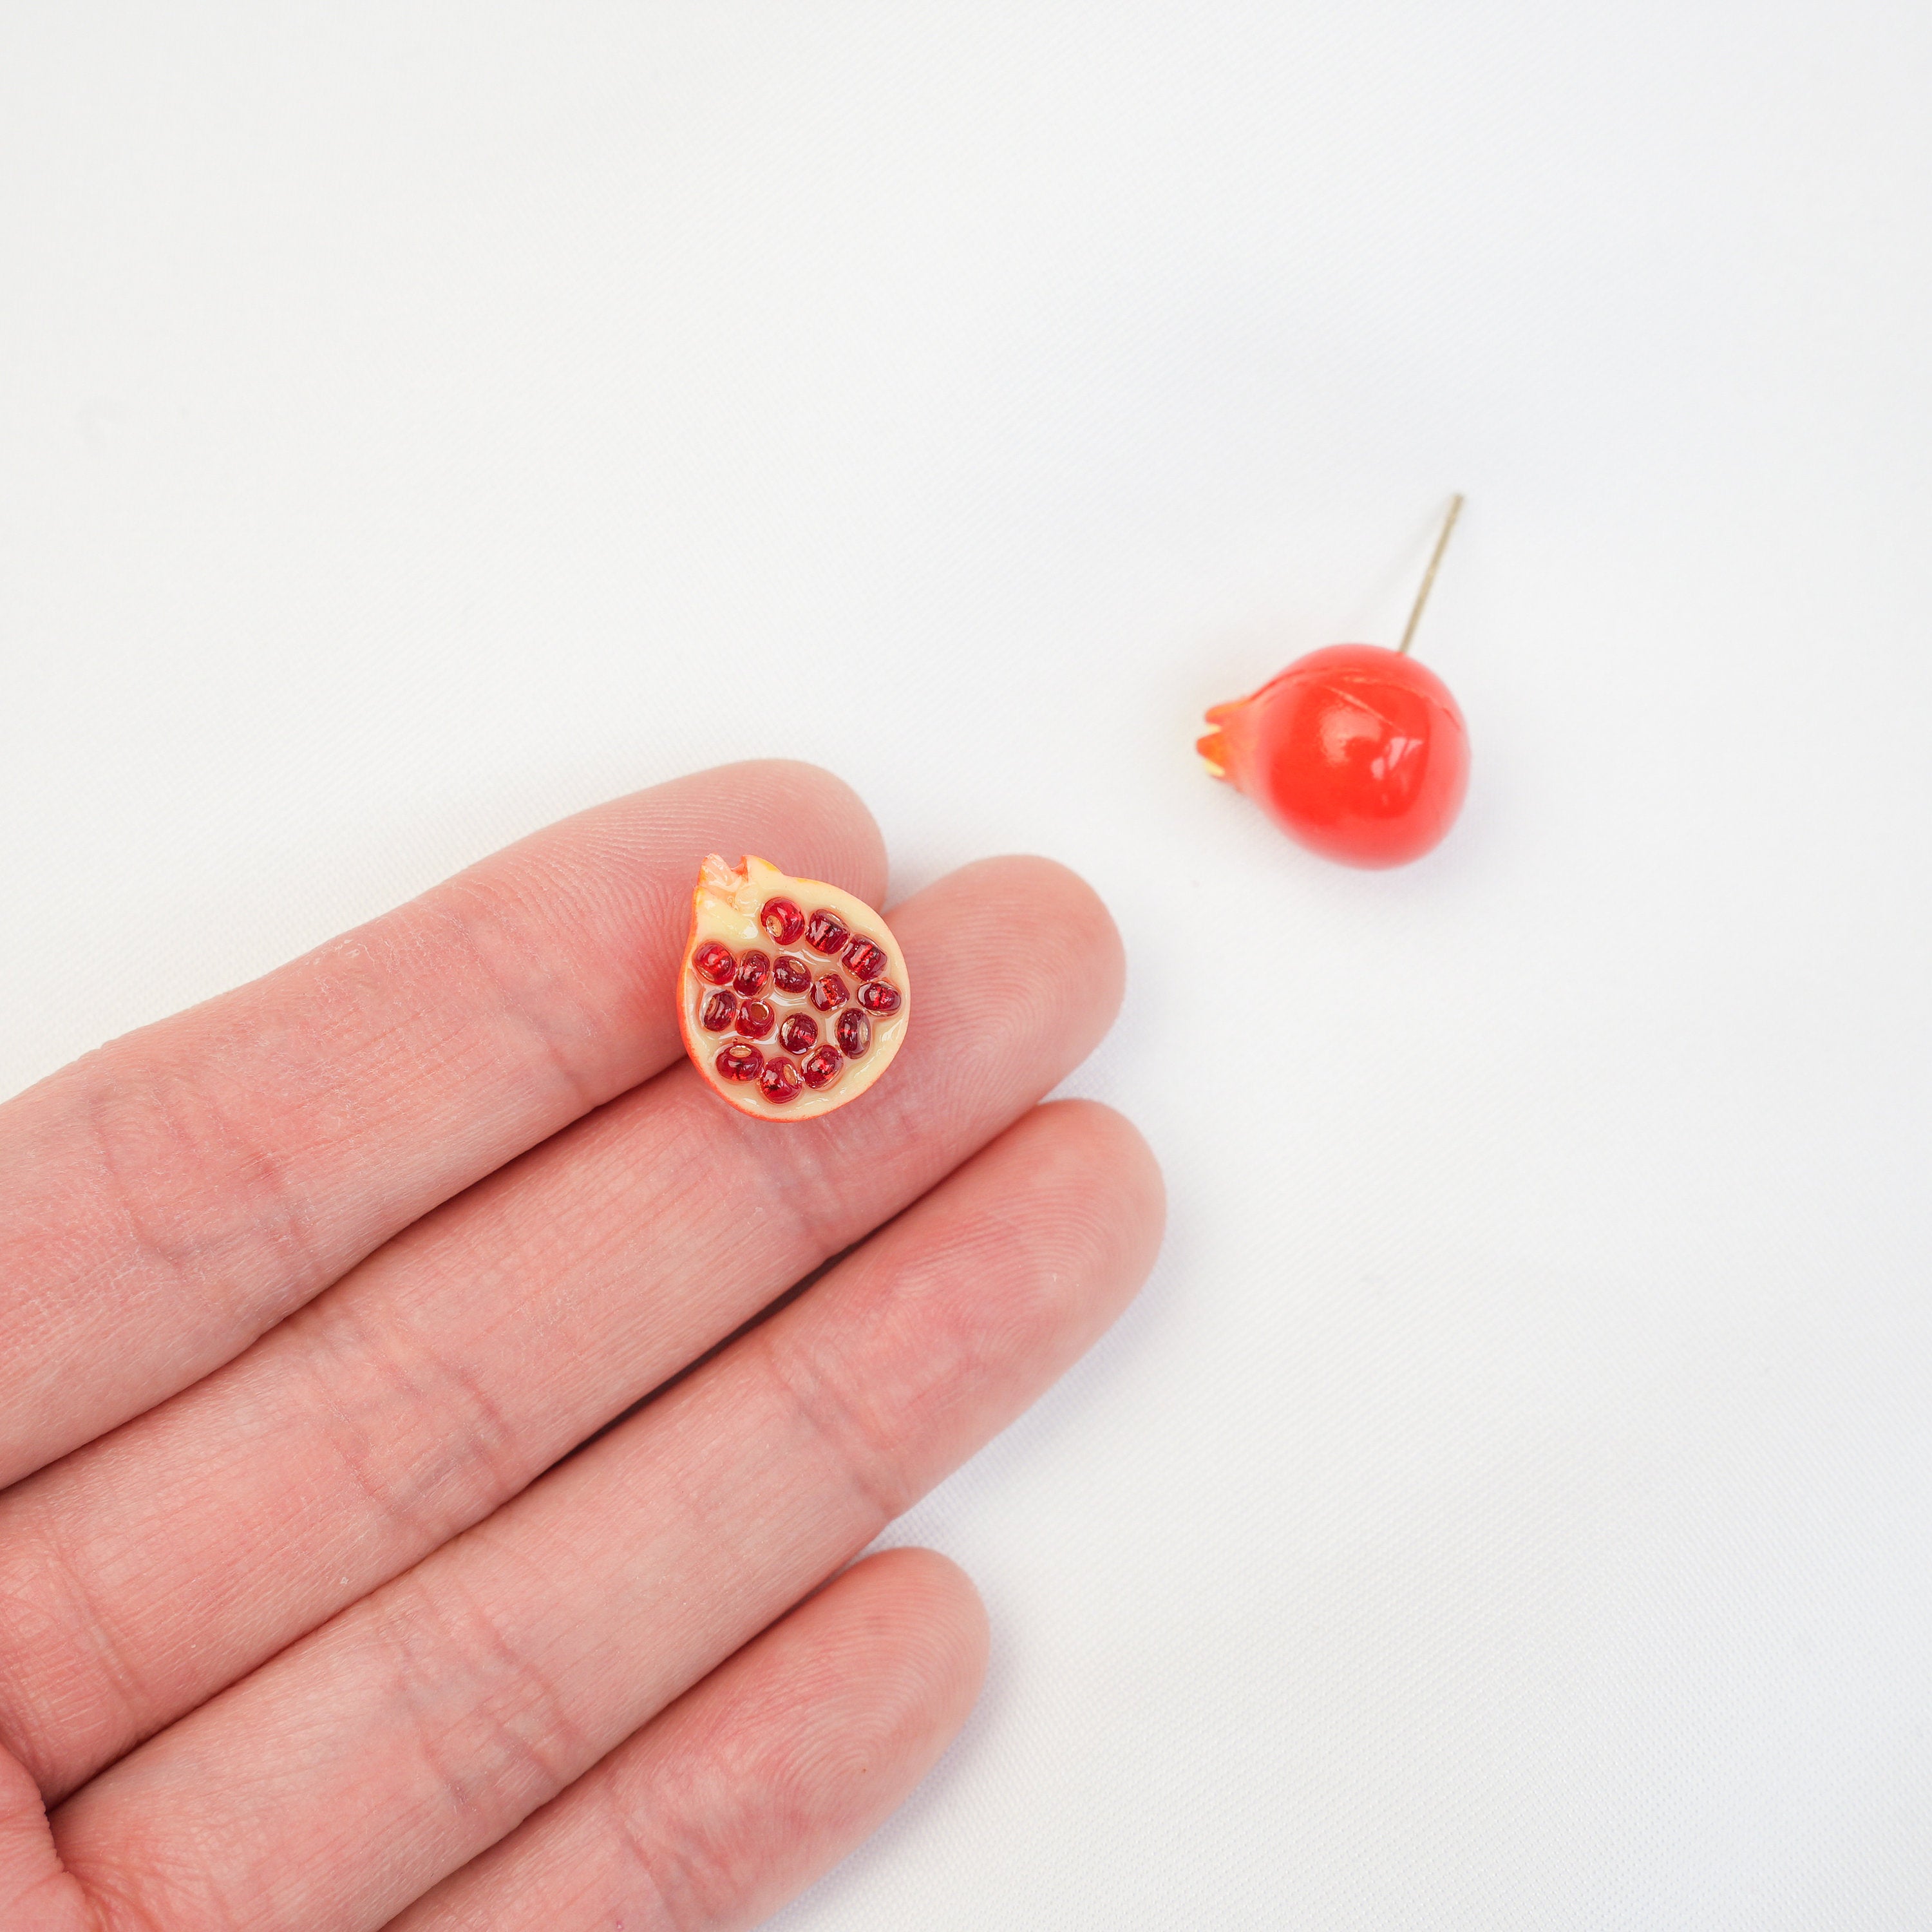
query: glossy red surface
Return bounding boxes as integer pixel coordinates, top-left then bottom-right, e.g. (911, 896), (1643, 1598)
(1198, 643), (1469, 867)
(759, 896), (804, 946)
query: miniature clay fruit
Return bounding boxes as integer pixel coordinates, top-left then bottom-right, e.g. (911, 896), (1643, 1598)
(1198, 493), (1471, 868)
(679, 854), (911, 1121)
(1197, 645), (1470, 867)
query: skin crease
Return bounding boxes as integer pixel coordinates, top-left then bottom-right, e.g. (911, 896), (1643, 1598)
(0, 761), (1165, 1932)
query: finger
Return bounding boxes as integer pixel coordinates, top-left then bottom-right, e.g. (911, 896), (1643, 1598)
(388, 1549), (987, 1932)
(0, 1742), (89, 1932)
(52, 1102), (1164, 1932)
(3, 856), (1122, 1801)
(0, 759), (884, 1487)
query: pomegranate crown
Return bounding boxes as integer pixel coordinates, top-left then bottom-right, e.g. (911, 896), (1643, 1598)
(694, 853), (782, 923)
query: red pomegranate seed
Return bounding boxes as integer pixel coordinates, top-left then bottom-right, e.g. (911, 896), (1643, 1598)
(779, 1012), (817, 1055)
(692, 941), (735, 987)
(759, 1056), (804, 1104)
(734, 949), (772, 997)
(800, 1044), (843, 1089)
(772, 953), (811, 995)
(716, 1041), (763, 1081)
(804, 907), (850, 955)
(761, 897), (805, 946)
(857, 979), (901, 1014)
(842, 936), (887, 981)
(700, 989), (737, 1032)
(809, 972), (849, 1012)
(734, 999), (774, 1040)
(836, 1008), (870, 1057)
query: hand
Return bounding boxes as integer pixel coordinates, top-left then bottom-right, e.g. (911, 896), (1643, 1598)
(0, 762), (1163, 1932)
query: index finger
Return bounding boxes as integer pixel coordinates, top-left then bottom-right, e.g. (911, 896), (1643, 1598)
(0, 759), (885, 1487)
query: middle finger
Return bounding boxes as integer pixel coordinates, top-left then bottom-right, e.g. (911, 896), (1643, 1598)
(1, 856), (1123, 1803)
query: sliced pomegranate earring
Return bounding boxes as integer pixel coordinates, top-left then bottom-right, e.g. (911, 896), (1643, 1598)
(679, 853), (911, 1121)
(1199, 495), (1472, 868)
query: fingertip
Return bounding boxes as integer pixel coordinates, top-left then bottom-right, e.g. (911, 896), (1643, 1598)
(696, 761), (890, 906)
(603, 758), (889, 911)
(985, 1101), (1167, 1320)
(832, 1548), (990, 1726)
(697, 1549), (987, 1874)
(890, 855), (1126, 1099)
(1027, 1098), (1168, 1268)
(1023, 855), (1128, 1034)
(376, 1553), (989, 1932)
(937, 854), (1126, 1021)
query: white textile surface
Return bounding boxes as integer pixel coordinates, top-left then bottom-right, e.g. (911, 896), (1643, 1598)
(4, 5), (1929, 1925)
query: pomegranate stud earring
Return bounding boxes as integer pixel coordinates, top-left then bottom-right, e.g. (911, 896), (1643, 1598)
(1198, 494), (1471, 867)
(679, 854), (911, 1120)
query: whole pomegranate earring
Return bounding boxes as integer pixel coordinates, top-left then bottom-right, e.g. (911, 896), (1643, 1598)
(679, 854), (911, 1119)
(1198, 494), (1471, 867)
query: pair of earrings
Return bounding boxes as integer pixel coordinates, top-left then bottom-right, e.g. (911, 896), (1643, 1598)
(679, 496), (1473, 1122)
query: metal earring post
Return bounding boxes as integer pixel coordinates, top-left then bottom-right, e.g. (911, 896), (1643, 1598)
(1397, 493), (1464, 656)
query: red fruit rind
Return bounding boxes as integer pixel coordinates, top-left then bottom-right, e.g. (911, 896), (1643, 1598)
(1198, 643), (1470, 869)
(678, 853), (912, 1122)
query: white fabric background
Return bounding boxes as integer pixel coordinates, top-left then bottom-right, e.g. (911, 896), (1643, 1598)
(4, 5), (1929, 1926)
